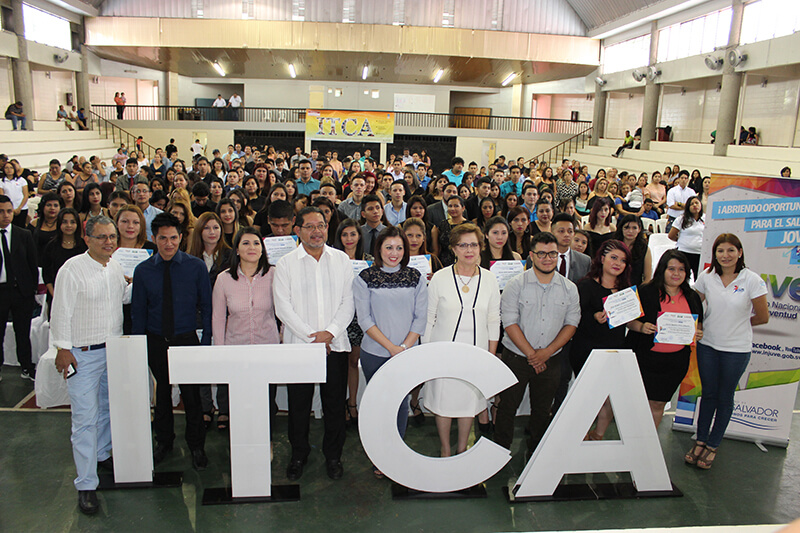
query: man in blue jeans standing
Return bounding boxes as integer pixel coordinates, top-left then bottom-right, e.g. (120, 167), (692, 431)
(51, 215), (129, 515)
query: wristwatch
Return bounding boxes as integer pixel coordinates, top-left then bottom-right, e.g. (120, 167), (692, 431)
(400, 343), (408, 349)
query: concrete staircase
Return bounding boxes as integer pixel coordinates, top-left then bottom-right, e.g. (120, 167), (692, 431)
(0, 120), (119, 171)
(575, 138), (800, 178)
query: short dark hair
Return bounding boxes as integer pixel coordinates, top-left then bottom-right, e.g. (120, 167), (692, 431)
(126, 157), (138, 166)
(150, 190), (167, 206)
(531, 231), (558, 248)
(679, 169), (690, 178)
(192, 181), (210, 198)
(295, 206), (323, 228)
(372, 226), (410, 268)
(551, 212), (576, 227)
(151, 212), (181, 236)
(298, 159), (313, 168)
(268, 199), (294, 221)
(476, 176), (493, 188)
(509, 165), (521, 172)
(49, 159), (60, 167)
(362, 194), (382, 210)
(0, 194), (11, 206)
(451, 157), (465, 167)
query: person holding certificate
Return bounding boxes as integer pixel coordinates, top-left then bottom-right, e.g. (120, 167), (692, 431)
(115, 205), (156, 333)
(422, 223), (501, 457)
(626, 250), (703, 428)
(570, 239), (632, 441)
(480, 216), (522, 268)
(353, 226), (428, 477)
(685, 234), (768, 469)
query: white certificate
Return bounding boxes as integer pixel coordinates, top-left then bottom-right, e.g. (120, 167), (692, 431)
(112, 247), (153, 277)
(654, 312), (698, 345)
(490, 260), (526, 291)
(263, 235), (298, 265)
(603, 285), (644, 329)
(408, 254), (432, 279)
(352, 260), (372, 277)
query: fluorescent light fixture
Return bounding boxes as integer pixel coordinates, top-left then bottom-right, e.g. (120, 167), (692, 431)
(288, 64), (297, 78)
(213, 62), (225, 77)
(589, 0), (708, 40)
(362, 65), (369, 80)
(433, 69), (444, 83)
(501, 73), (517, 86)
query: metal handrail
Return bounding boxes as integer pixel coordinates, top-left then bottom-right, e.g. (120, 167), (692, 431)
(90, 105), (592, 135)
(531, 126), (594, 168)
(89, 111), (158, 160)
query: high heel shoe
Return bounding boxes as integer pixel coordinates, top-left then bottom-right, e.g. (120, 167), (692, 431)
(346, 402), (358, 428)
(410, 400), (425, 427)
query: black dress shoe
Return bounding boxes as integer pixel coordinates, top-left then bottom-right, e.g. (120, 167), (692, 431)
(78, 490), (100, 515)
(153, 443), (173, 465)
(286, 458), (307, 481)
(191, 449), (209, 471)
(326, 459), (344, 480)
(97, 457), (114, 472)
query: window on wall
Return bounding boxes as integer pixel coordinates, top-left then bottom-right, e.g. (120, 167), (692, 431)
(22, 4), (71, 50)
(741, 0), (800, 44)
(602, 35), (651, 74)
(657, 8), (732, 63)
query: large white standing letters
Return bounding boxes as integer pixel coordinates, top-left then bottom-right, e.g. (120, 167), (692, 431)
(168, 343), (326, 498)
(514, 349), (673, 498)
(358, 342), (517, 493)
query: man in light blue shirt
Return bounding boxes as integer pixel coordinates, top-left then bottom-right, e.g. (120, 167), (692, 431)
(384, 181), (408, 226)
(442, 157), (465, 184)
(295, 159), (320, 196)
(500, 165), (524, 198)
(131, 181), (163, 240)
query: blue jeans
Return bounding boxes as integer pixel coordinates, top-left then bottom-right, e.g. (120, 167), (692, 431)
(67, 346), (112, 490)
(695, 343), (750, 448)
(360, 349), (409, 438)
(9, 115), (25, 130)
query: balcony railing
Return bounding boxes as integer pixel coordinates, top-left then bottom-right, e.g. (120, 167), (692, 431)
(90, 105), (592, 135)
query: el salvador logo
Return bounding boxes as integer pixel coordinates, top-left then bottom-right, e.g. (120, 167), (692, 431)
(733, 285), (745, 293)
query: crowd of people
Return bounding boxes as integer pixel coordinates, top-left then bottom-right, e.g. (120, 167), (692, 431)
(0, 141), (770, 515)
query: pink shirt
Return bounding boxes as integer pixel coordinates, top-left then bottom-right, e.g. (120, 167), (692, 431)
(652, 291), (691, 353)
(212, 267), (280, 346)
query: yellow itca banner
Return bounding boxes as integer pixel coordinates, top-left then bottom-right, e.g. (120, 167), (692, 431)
(306, 110), (395, 143)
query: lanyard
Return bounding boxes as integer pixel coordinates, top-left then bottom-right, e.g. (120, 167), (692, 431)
(451, 266), (481, 344)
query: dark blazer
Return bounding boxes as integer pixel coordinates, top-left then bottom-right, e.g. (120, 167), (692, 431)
(2, 225), (38, 296)
(427, 201), (447, 228)
(626, 283), (703, 354)
(568, 250), (590, 283)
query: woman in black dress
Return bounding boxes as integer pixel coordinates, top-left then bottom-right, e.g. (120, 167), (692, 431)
(431, 195), (468, 267)
(571, 239), (632, 440)
(42, 208), (87, 317)
(614, 214), (652, 286)
(627, 250), (703, 428)
(29, 192), (61, 265)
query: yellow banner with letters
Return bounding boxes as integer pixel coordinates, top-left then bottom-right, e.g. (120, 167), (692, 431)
(306, 109), (395, 144)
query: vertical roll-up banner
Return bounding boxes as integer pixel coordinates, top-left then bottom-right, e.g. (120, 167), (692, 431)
(673, 174), (800, 447)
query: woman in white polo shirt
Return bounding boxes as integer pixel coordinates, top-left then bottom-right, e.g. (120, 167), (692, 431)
(668, 196), (705, 280)
(0, 161), (29, 227)
(685, 233), (768, 469)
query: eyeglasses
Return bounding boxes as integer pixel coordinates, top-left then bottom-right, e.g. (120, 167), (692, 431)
(300, 223), (328, 231)
(454, 242), (480, 250)
(88, 234), (118, 242)
(532, 251), (559, 259)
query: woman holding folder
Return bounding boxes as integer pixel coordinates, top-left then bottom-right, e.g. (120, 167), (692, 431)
(626, 250), (703, 428)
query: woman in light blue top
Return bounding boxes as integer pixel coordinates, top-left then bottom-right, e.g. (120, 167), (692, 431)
(353, 226), (428, 478)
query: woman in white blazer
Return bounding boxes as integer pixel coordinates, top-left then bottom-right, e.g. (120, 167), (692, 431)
(422, 222), (501, 457)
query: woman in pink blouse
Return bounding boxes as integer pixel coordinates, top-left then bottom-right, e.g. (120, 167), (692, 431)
(212, 227), (280, 431)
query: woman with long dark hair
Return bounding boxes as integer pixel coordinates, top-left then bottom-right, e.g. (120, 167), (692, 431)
(685, 234), (768, 469)
(473, 196), (497, 228)
(212, 227), (279, 433)
(0, 160), (29, 226)
(584, 197), (616, 258)
(506, 206), (532, 258)
(431, 195), (468, 267)
(668, 196), (705, 280)
(627, 250), (703, 428)
(79, 182), (108, 222)
(312, 196), (340, 246)
(571, 239), (632, 440)
(42, 208), (87, 317)
(614, 214), (652, 285)
(480, 216), (522, 268)
(29, 192), (61, 264)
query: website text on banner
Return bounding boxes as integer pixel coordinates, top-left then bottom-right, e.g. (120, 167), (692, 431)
(673, 174), (800, 447)
(306, 110), (395, 144)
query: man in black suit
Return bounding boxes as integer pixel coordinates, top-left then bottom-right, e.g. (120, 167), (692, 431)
(427, 181), (458, 228)
(0, 195), (38, 381)
(550, 213), (590, 414)
(465, 176), (493, 221)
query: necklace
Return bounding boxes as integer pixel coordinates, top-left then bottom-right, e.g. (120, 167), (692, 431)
(455, 265), (477, 293)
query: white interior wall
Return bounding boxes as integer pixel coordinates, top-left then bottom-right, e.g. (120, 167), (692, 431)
(549, 95), (594, 122)
(31, 70), (75, 120)
(739, 76), (800, 148)
(605, 92), (644, 139)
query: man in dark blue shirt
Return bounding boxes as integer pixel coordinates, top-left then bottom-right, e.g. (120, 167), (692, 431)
(132, 213), (212, 471)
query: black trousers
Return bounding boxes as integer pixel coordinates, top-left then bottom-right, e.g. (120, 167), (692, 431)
(116, 105), (124, 119)
(147, 332), (205, 451)
(287, 351), (348, 462)
(551, 339), (574, 415)
(0, 284), (35, 373)
(494, 347), (562, 454)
